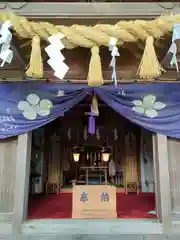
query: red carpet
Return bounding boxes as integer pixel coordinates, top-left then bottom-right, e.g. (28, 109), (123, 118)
(116, 193), (156, 219)
(28, 193), (156, 219)
(28, 193), (72, 219)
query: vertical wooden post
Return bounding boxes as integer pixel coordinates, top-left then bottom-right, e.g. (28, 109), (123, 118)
(152, 134), (161, 218)
(168, 137), (180, 219)
(153, 134), (172, 232)
(12, 132), (32, 235)
(0, 138), (17, 222)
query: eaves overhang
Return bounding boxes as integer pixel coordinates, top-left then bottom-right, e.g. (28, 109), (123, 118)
(0, 2), (180, 20)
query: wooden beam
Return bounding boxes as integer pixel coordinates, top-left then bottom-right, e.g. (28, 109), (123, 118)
(0, 68), (178, 82)
(0, 3), (179, 19)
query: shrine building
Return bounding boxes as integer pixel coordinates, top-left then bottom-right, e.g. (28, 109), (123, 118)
(0, 2), (180, 239)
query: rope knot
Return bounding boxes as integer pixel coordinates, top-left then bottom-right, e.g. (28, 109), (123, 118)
(146, 36), (154, 45)
(33, 35), (40, 43)
(91, 46), (99, 54)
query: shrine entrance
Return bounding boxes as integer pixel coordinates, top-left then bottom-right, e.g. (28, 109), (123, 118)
(27, 96), (156, 220)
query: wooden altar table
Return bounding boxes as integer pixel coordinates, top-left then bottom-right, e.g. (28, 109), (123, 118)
(80, 166), (108, 185)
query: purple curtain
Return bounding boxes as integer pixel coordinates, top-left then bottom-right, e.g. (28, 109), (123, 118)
(94, 83), (180, 138)
(0, 82), (89, 139)
(1, 81), (180, 139)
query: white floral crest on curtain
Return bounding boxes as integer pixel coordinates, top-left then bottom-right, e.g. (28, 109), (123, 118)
(57, 90), (65, 97)
(132, 95), (166, 118)
(18, 93), (53, 120)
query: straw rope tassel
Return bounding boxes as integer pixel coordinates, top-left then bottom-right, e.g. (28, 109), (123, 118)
(92, 95), (99, 116)
(25, 35), (43, 79)
(137, 36), (165, 80)
(88, 46), (103, 86)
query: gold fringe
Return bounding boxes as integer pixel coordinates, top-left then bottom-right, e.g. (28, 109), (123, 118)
(137, 36), (165, 80)
(88, 46), (103, 86)
(92, 95), (99, 116)
(25, 35), (43, 79)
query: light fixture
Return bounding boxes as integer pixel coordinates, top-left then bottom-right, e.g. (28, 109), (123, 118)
(102, 152), (110, 162)
(73, 152), (80, 162)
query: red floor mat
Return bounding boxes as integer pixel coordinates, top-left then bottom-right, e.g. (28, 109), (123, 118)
(28, 193), (156, 219)
(116, 193), (156, 219)
(28, 193), (72, 219)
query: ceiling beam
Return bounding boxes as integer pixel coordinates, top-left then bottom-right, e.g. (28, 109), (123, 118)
(0, 3), (179, 19)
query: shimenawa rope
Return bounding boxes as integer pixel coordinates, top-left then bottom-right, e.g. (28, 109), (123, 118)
(1, 12), (179, 84)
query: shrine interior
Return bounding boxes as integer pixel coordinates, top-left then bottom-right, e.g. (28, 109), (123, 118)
(27, 95), (156, 220)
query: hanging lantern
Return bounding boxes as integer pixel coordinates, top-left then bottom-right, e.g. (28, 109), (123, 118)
(72, 145), (80, 162)
(102, 153), (110, 162)
(73, 153), (80, 162)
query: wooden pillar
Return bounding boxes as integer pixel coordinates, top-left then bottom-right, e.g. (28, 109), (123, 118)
(12, 132), (32, 235)
(168, 137), (180, 219)
(153, 134), (172, 232)
(0, 138), (17, 222)
(152, 134), (161, 218)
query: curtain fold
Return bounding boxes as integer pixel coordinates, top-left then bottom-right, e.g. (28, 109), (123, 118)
(1, 81), (180, 139)
(0, 82), (89, 139)
(94, 83), (180, 138)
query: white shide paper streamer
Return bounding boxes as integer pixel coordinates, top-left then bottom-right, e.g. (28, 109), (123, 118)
(169, 24), (180, 72)
(45, 33), (69, 80)
(109, 37), (120, 87)
(0, 21), (13, 67)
